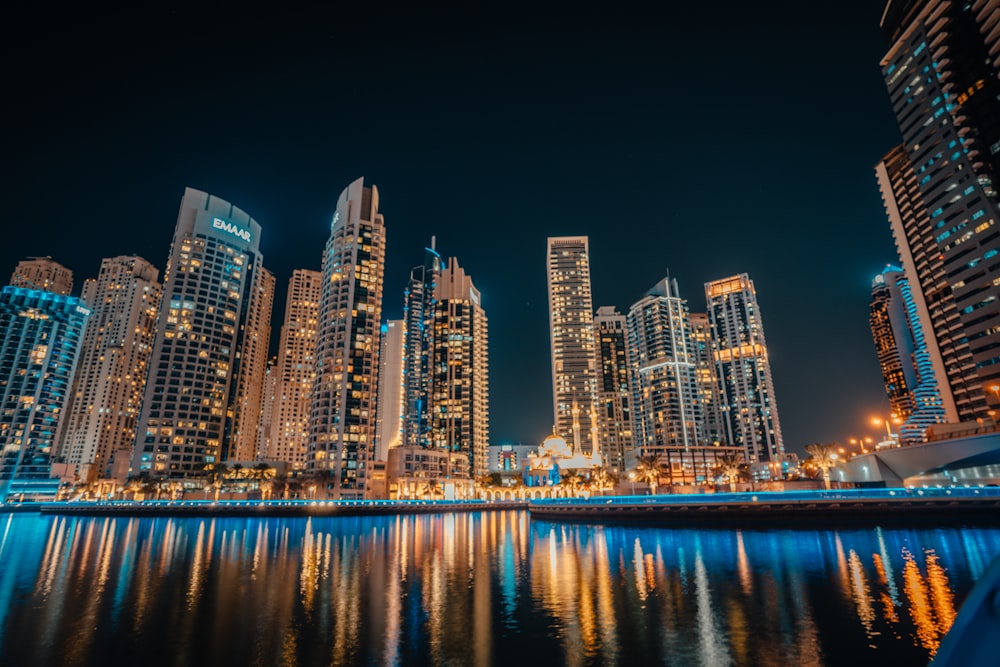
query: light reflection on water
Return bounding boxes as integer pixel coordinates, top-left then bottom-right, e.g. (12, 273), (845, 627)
(0, 511), (997, 666)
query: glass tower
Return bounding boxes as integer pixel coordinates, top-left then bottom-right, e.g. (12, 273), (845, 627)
(878, 0), (1000, 413)
(402, 242), (441, 448)
(0, 286), (90, 496)
(869, 265), (948, 443)
(593, 306), (634, 474)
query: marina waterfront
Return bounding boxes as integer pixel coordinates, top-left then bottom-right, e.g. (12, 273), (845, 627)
(0, 509), (997, 666)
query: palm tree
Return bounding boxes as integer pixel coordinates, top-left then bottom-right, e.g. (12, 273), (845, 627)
(633, 454), (662, 495)
(205, 462), (230, 501)
(804, 443), (839, 490)
(714, 453), (745, 492)
(560, 469), (585, 497)
(252, 463), (275, 490)
(589, 465), (616, 496)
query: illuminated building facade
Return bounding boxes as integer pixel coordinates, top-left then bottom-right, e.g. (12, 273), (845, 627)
(705, 273), (784, 463)
(546, 236), (599, 448)
(374, 319), (405, 462)
(870, 266), (948, 444)
(627, 276), (703, 457)
(9, 257), (73, 296)
(877, 146), (970, 422)
(0, 286), (90, 496)
(131, 187), (268, 479)
(429, 258), (489, 479)
(307, 178), (386, 499)
(225, 266), (274, 462)
(593, 305), (634, 474)
(689, 312), (725, 446)
(59, 256), (161, 480)
(402, 242), (440, 448)
(270, 269), (322, 470)
(878, 0), (1000, 414)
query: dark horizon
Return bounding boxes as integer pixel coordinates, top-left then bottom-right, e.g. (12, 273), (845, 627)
(3, 2), (902, 454)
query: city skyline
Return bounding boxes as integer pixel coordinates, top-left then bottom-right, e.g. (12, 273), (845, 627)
(3, 3), (904, 454)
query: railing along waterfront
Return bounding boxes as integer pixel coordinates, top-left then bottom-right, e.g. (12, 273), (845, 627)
(531, 486), (1000, 505)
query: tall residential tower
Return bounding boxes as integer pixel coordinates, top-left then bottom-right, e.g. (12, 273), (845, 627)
(546, 236), (599, 448)
(705, 273), (784, 463)
(130, 188), (269, 479)
(59, 256), (161, 480)
(306, 178), (386, 499)
(877, 0), (1000, 414)
(270, 269), (322, 470)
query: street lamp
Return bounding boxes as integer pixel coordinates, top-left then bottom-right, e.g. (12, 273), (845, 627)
(628, 471), (636, 496)
(990, 384), (1000, 404)
(849, 437), (872, 454)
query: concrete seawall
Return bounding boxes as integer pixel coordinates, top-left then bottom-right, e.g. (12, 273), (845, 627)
(528, 489), (1000, 526)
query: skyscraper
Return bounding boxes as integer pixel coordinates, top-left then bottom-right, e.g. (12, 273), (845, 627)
(876, 146), (970, 421)
(374, 319), (405, 462)
(0, 286), (90, 496)
(870, 266), (948, 443)
(546, 236), (599, 448)
(593, 306), (634, 474)
(877, 0), (1000, 413)
(270, 269), (322, 470)
(131, 187), (268, 479)
(689, 312), (725, 446)
(705, 273), (784, 463)
(402, 241), (441, 448)
(10, 257), (73, 296)
(59, 256), (162, 481)
(224, 266), (274, 462)
(627, 277), (702, 455)
(307, 178), (386, 499)
(430, 258), (489, 479)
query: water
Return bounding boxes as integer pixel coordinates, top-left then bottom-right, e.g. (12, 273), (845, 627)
(0, 510), (997, 666)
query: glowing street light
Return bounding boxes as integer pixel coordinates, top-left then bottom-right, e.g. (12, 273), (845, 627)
(849, 437), (873, 454)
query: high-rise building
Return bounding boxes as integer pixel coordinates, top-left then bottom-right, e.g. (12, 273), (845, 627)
(705, 273), (784, 463)
(430, 258), (489, 479)
(0, 286), (90, 496)
(593, 306), (634, 474)
(270, 269), (322, 470)
(374, 319), (405, 462)
(224, 266), (274, 462)
(546, 236), (599, 448)
(59, 256), (161, 481)
(690, 312), (725, 446)
(627, 277), (703, 456)
(402, 242), (441, 448)
(877, 0), (1000, 413)
(870, 265), (949, 443)
(876, 146), (971, 421)
(10, 257), (73, 296)
(258, 358), (277, 462)
(307, 178), (386, 499)
(131, 187), (268, 479)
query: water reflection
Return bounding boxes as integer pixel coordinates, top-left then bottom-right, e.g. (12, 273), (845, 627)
(0, 512), (996, 666)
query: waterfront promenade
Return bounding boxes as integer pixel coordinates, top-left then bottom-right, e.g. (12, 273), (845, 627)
(528, 487), (1000, 525)
(2, 487), (999, 524)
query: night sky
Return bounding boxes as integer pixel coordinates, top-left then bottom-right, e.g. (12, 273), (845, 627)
(4, 2), (902, 455)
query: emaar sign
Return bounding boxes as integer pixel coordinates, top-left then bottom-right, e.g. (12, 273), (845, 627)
(212, 217), (251, 243)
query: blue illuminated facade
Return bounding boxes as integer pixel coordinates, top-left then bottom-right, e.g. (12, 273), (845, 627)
(878, 0), (1000, 415)
(870, 266), (947, 444)
(0, 286), (90, 496)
